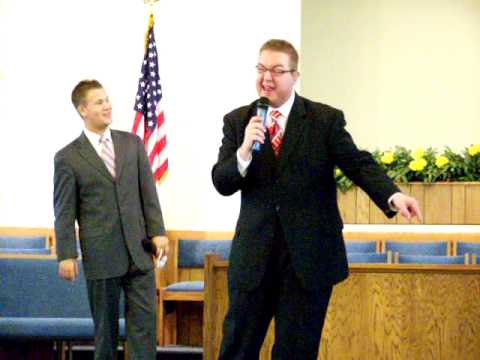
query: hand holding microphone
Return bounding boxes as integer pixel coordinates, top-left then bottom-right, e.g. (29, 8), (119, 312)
(239, 97), (270, 161)
(252, 97), (269, 152)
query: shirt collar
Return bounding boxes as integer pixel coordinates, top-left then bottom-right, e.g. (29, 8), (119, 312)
(83, 127), (112, 146)
(268, 91), (296, 129)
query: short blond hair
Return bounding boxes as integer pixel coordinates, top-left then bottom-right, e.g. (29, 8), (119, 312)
(71, 79), (103, 108)
(259, 39), (299, 70)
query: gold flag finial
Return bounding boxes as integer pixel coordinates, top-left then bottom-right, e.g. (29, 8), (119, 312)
(144, 0), (159, 16)
(144, 0), (160, 8)
(144, 13), (155, 51)
(143, 0), (158, 51)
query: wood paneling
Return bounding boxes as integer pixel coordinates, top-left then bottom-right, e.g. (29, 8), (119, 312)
(451, 183), (466, 224)
(204, 256), (480, 360)
(465, 183), (480, 224)
(424, 184), (452, 224)
(356, 188), (370, 224)
(409, 183), (425, 224)
(338, 182), (480, 225)
(396, 184), (411, 225)
(337, 189), (356, 223)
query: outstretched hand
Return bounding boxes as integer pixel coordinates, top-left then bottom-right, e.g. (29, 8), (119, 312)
(391, 193), (423, 222)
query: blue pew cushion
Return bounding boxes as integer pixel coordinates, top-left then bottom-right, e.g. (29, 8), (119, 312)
(0, 236), (47, 249)
(0, 259), (91, 318)
(347, 252), (387, 264)
(385, 241), (448, 256)
(0, 258), (126, 340)
(0, 318), (125, 340)
(165, 281), (204, 292)
(398, 255), (465, 264)
(178, 239), (231, 268)
(0, 248), (51, 255)
(456, 242), (480, 256)
(345, 241), (376, 253)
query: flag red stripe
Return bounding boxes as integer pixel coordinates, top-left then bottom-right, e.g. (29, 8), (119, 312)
(148, 135), (167, 163)
(157, 111), (165, 127)
(144, 129), (152, 146)
(154, 159), (168, 181)
(132, 112), (143, 134)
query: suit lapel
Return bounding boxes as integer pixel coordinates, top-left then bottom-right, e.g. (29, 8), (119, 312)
(111, 130), (126, 180)
(75, 132), (115, 182)
(277, 94), (307, 173)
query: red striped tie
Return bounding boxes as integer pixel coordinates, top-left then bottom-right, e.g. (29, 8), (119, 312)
(100, 136), (116, 178)
(269, 110), (283, 158)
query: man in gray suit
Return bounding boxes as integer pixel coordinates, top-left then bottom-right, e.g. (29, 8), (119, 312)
(53, 79), (168, 360)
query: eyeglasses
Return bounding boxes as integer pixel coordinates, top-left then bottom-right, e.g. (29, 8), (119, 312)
(256, 65), (296, 76)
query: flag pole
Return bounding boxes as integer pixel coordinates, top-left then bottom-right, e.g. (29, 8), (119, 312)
(134, 0), (168, 184)
(143, 0), (159, 51)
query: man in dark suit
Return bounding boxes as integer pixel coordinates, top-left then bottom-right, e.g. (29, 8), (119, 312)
(212, 39), (422, 359)
(54, 79), (168, 360)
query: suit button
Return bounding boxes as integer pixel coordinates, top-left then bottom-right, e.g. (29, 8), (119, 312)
(275, 205), (280, 212)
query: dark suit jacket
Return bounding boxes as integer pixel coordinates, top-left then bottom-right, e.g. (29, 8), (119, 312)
(212, 94), (399, 292)
(54, 130), (165, 280)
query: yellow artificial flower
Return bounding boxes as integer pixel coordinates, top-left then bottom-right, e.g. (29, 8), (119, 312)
(468, 144), (480, 156)
(411, 148), (425, 160)
(381, 152), (395, 165)
(335, 168), (342, 177)
(435, 155), (449, 168)
(409, 158), (427, 172)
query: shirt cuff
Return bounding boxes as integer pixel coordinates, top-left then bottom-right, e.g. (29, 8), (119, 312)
(236, 149), (252, 178)
(388, 192), (402, 212)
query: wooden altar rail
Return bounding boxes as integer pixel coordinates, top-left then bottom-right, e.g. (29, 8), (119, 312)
(337, 182), (480, 225)
(203, 254), (480, 360)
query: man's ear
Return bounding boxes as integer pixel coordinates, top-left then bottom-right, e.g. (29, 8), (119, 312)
(293, 70), (300, 82)
(77, 103), (86, 119)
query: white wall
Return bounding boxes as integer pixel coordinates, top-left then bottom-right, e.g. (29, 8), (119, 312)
(3, 1), (477, 232)
(0, 0), (301, 230)
(302, 0), (480, 150)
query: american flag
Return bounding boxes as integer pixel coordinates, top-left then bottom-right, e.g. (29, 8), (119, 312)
(132, 14), (168, 182)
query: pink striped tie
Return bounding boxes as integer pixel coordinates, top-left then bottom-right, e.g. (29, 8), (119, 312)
(100, 136), (116, 178)
(268, 110), (283, 158)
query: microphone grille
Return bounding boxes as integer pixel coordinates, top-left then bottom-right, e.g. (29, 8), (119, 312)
(258, 97), (269, 108)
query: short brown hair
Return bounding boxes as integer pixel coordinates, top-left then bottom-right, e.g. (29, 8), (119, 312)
(259, 39), (299, 71)
(71, 79), (103, 108)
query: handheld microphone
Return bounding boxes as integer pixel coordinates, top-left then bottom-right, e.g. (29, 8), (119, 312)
(141, 238), (167, 268)
(252, 97), (270, 152)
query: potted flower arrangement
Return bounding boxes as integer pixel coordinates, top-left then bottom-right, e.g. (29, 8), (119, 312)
(335, 145), (480, 224)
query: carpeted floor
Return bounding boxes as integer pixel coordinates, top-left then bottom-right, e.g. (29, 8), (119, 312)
(0, 343), (202, 360)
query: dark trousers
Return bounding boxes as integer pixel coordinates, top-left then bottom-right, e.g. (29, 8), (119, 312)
(86, 266), (157, 360)
(219, 222), (333, 360)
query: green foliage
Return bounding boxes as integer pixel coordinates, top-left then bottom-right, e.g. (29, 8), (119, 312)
(335, 144), (480, 193)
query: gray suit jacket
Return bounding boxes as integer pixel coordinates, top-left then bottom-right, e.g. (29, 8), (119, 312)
(54, 129), (165, 280)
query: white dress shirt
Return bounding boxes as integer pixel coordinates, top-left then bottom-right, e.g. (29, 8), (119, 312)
(83, 127), (115, 158)
(237, 91), (296, 176)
